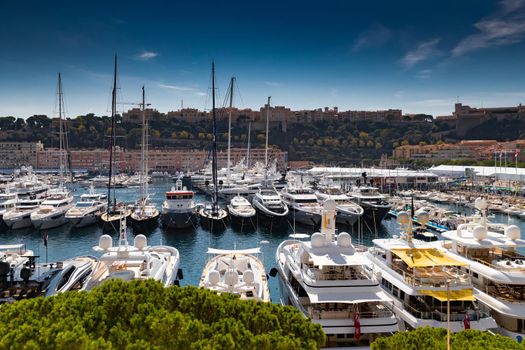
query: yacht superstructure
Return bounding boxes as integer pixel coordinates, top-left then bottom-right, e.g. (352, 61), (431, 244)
(316, 188), (364, 226)
(65, 186), (107, 228)
(347, 185), (390, 225)
(276, 200), (399, 346)
(161, 179), (196, 229)
(30, 188), (74, 230)
(281, 184), (323, 227)
(367, 210), (497, 332)
(3, 198), (42, 229)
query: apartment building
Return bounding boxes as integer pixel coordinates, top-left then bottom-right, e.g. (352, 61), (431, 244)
(0, 141), (44, 169)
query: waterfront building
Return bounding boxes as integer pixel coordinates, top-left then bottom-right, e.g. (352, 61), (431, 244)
(0, 141), (43, 169)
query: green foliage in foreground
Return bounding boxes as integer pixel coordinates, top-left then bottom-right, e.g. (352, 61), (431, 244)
(0, 280), (325, 350)
(371, 327), (523, 350)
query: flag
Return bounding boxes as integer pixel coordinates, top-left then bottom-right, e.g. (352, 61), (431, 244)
(354, 309), (361, 341)
(516, 149), (521, 159)
(43, 231), (48, 247)
(463, 312), (471, 329)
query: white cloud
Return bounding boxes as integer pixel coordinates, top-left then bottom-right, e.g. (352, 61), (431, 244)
(158, 83), (205, 97)
(452, 0), (525, 56)
(135, 51), (159, 61)
(353, 24), (392, 50)
(416, 69), (433, 79)
(407, 98), (456, 108)
(400, 38), (441, 68)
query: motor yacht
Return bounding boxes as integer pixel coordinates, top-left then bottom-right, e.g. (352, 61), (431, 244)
(30, 187), (74, 230)
(252, 187), (289, 229)
(0, 191), (18, 226)
(316, 188), (364, 226)
(275, 200), (399, 346)
(65, 186), (107, 228)
(161, 179), (196, 229)
(347, 185), (391, 226)
(227, 195), (256, 229)
(367, 210), (497, 332)
(3, 198), (43, 230)
(83, 215), (182, 290)
(281, 184), (323, 227)
(440, 198), (525, 341)
(199, 247), (270, 302)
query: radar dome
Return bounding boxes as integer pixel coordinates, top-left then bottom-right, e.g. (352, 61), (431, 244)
(505, 225), (521, 240)
(416, 210), (430, 224)
(208, 270), (220, 285)
(337, 232), (352, 247)
(396, 212), (410, 225)
(224, 270), (239, 286)
(323, 199), (337, 211)
(134, 235), (147, 250)
(243, 269), (255, 284)
(98, 235), (113, 250)
(475, 197), (488, 210)
(311, 233), (325, 248)
(473, 225), (488, 241)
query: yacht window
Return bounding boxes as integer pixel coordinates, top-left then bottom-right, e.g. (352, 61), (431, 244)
(76, 202), (94, 208)
(295, 199), (317, 204)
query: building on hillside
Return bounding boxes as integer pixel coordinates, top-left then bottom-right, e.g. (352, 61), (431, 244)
(0, 141), (44, 169)
(338, 109), (402, 122)
(122, 108), (162, 123)
(453, 103), (525, 137)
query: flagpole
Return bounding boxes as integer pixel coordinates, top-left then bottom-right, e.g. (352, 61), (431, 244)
(447, 280), (450, 350)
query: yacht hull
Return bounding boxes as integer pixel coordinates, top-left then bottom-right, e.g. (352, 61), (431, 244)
(130, 212), (160, 230)
(4, 213), (33, 230)
(198, 208), (228, 232)
(336, 209), (360, 226)
(100, 210), (131, 233)
(31, 214), (69, 230)
(252, 202), (288, 229)
(361, 203), (391, 226)
(67, 212), (100, 228)
(288, 207), (321, 227)
(228, 211), (256, 231)
(161, 211), (196, 229)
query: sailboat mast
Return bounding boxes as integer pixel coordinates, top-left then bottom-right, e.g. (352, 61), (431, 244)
(211, 62), (219, 215)
(57, 73), (65, 189)
(107, 55), (117, 213)
(246, 121), (251, 168)
(140, 86), (146, 208)
(144, 86), (150, 207)
(227, 77), (235, 181)
(265, 96), (271, 168)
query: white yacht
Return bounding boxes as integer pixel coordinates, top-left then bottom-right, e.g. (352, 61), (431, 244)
(43, 256), (98, 296)
(367, 210), (497, 332)
(30, 187), (74, 230)
(0, 191), (18, 226)
(252, 187), (289, 228)
(440, 198), (525, 341)
(200, 247), (270, 302)
(227, 195), (256, 228)
(316, 188), (364, 226)
(275, 200), (399, 346)
(3, 198), (43, 230)
(347, 185), (391, 225)
(282, 184), (323, 227)
(161, 179), (196, 229)
(83, 215), (182, 290)
(65, 186), (107, 228)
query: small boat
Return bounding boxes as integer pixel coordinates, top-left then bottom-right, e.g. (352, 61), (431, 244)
(200, 247), (270, 302)
(227, 195), (256, 229)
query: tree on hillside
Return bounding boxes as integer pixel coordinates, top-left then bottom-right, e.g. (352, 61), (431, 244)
(0, 279), (325, 350)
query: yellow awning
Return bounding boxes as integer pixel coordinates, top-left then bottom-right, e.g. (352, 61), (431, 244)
(420, 289), (475, 302)
(391, 248), (466, 268)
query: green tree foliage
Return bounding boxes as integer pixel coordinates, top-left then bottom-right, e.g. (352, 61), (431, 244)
(371, 327), (522, 350)
(0, 279), (325, 350)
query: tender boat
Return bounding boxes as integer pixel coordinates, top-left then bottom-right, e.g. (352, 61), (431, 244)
(3, 198), (42, 230)
(275, 200), (399, 346)
(161, 179), (196, 229)
(83, 215), (182, 290)
(367, 210), (497, 332)
(227, 195), (256, 229)
(65, 186), (107, 228)
(200, 247), (270, 302)
(440, 197), (525, 342)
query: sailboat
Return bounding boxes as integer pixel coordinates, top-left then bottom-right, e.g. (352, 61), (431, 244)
(101, 55), (131, 233)
(31, 73), (74, 230)
(198, 62), (228, 231)
(130, 86), (160, 229)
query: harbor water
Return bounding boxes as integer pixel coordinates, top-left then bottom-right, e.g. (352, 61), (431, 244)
(2, 181), (524, 303)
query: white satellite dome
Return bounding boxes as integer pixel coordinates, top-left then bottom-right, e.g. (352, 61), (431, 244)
(472, 225), (488, 241)
(416, 211), (430, 224)
(224, 270), (239, 286)
(243, 269), (255, 284)
(505, 225), (521, 240)
(323, 199), (337, 211)
(337, 232), (352, 247)
(208, 270), (220, 285)
(311, 232), (325, 248)
(134, 235), (148, 250)
(396, 212), (410, 225)
(474, 197), (488, 211)
(98, 235), (112, 250)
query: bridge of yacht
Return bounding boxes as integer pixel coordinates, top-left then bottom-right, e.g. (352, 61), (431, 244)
(485, 283), (525, 302)
(307, 301), (394, 320)
(457, 246), (525, 272)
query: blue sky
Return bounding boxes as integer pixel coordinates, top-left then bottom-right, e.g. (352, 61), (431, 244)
(1, 0), (525, 117)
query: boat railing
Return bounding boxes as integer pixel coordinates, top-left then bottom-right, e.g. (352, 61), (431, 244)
(309, 307), (393, 320)
(486, 285), (525, 302)
(304, 266), (369, 281)
(403, 302), (490, 322)
(390, 263), (471, 288)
